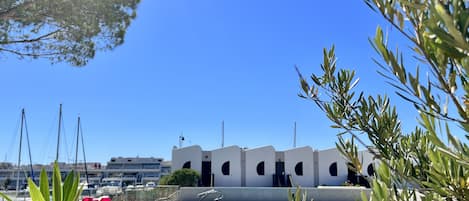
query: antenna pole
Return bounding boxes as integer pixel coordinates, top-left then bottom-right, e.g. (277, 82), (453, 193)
(222, 120), (224, 148)
(179, 132), (184, 148)
(294, 121), (297, 148)
(56, 104), (62, 162)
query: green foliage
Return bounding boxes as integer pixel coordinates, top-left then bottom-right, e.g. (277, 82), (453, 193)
(158, 175), (170, 186)
(0, 162), (83, 201)
(0, 0), (141, 66)
(297, 0), (469, 200)
(159, 169), (200, 187)
(287, 186), (311, 201)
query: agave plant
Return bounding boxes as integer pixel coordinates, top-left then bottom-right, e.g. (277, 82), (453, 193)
(0, 162), (83, 201)
(287, 186), (312, 201)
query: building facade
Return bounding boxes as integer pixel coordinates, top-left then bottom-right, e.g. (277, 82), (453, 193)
(0, 157), (171, 190)
(211, 146), (242, 187)
(244, 146), (275, 187)
(172, 145), (376, 187)
(104, 156), (168, 185)
(0, 162), (103, 190)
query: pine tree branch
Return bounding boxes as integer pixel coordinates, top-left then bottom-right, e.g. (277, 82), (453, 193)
(0, 30), (61, 45)
(0, 47), (60, 58)
(0, 1), (34, 20)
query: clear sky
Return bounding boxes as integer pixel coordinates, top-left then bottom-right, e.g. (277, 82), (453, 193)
(0, 0), (417, 164)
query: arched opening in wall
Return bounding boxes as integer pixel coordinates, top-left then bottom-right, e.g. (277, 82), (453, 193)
(347, 162), (356, 177)
(182, 161), (191, 169)
(221, 161), (230, 175)
(256, 161), (265, 175)
(329, 162), (338, 176)
(367, 164), (374, 176)
(294, 162), (303, 176)
(347, 162), (370, 187)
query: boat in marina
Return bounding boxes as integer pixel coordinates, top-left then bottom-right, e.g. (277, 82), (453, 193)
(96, 178), (123, 196)
(82, 196), (111, 201)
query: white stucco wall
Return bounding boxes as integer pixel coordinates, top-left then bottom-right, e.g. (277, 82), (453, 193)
(244, 146), (275, 187)
(171, 145), (203, 173)
(179, 187), (371, 201)
(317, 148), (348, 186)
(211, 145), (242, 186)
(284, 146), (315, 187)
(359, 150), (375, 177)
(172, 144), (379, 187)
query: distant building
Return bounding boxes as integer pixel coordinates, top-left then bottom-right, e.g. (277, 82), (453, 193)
(172, 145), (376, 187)
(0, 161), (103, 190)
(0, 156), (171, 190)
(103, 157), (166, 185)
(0, 162), (13, 169)
(161, 161), (172, 176)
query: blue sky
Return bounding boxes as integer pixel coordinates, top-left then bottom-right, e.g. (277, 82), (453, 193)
(0, 0), (417, 164)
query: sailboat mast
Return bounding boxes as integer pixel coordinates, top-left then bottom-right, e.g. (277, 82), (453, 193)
(74, 116), (80, 169)
(24, 112), (34, 182)
(56, 104), (62, 162)
(80, 121), (90, 185)
(16, 109), (25, 196)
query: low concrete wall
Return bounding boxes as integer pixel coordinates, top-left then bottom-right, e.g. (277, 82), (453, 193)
(179, 186), (370, 201)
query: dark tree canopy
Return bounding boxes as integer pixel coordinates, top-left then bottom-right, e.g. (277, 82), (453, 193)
(0, 0), (141, 66)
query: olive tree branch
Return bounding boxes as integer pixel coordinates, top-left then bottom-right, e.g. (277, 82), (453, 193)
(371, 0), (467, 124)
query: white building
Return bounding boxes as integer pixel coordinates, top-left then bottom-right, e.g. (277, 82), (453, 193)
(360, 150), (376, 177)
(284, 146), (315, 187)
(244, 146), (276, 187)
(171, 145), (203, 173)
(172, 145), (376, 187)
(211, 145), (242, 186)
(317, 148), (349, 186)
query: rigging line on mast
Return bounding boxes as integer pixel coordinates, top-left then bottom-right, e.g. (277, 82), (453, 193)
(23, 111), (35, 183)
(41, 112), (58, 163)
(61, 113), (72, 163)
(55, 104), (71, 163)
(80, 119), (90, 185)
(16, 109), (25, 197)
(5, 112), (22, 162)
(74, 116), (80, 169)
